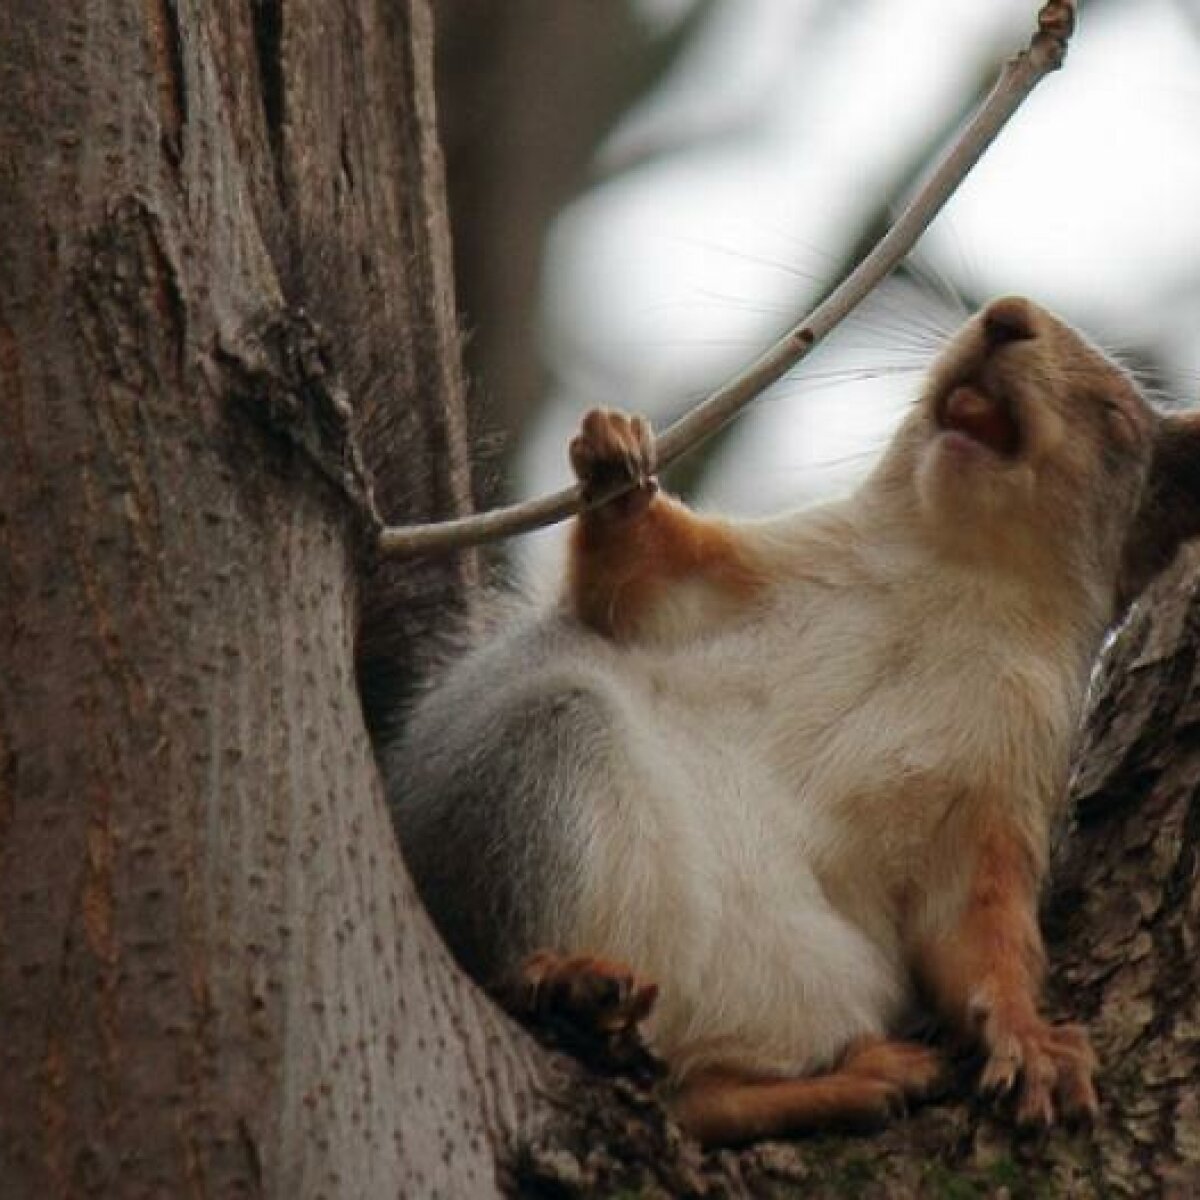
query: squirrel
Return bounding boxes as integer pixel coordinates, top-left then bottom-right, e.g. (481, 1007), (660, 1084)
(388, 296), (1200, 1144)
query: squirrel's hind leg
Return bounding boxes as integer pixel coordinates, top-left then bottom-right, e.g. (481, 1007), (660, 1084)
(672, 1037), (942, 1145)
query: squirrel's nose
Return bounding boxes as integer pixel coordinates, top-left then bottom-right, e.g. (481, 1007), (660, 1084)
(981, 296), (1038, 347)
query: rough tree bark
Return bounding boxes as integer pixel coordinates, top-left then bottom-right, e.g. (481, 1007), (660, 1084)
(0, 2), (554, 1196)
(0, 3), (1196, 1199)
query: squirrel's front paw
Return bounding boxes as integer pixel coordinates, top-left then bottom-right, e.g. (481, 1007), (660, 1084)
(569, 408), (658, 518)
(502, 950), (663, 1080)
(979, 1015), (1098, 1126)
(515, 949), (659, 1035)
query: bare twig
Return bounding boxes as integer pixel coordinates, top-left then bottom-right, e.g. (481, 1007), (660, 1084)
(380, 0), (1078, 560)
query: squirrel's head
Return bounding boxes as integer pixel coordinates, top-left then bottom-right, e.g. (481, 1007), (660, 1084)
(874, 296), (1200, 616)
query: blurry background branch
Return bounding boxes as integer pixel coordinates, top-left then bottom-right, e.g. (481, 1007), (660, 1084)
(433, 1), (717, 475)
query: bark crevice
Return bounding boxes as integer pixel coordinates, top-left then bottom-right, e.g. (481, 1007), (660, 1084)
(251, 0), (287, 198)
(144, 0), (187, 166)
(213, 310), (382, 550)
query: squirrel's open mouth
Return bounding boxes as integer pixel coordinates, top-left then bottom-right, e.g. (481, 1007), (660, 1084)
(936, 382), (1021, 458)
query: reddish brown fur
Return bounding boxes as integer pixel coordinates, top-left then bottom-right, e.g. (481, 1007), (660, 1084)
(514, 950), (658, 1034)
(674, 1038), (940, 1144)
(917, 823), (1044, 1024)
(569, 492), (763, 639)
(917, 824), (1097, 1124)
(565, 407), (764, 639)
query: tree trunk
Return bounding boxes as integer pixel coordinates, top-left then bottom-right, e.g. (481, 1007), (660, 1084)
(1, 3), (1197, 1199)
(0, 2), (552, 1196)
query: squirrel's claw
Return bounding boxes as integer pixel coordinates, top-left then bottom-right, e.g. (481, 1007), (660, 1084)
(978, 1015), (1098, 1127)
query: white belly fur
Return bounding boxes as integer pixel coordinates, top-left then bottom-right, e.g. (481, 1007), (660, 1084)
(547, 518), (1087, 1081)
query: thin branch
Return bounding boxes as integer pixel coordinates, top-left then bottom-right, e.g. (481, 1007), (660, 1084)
(380, 0), (1078, 560)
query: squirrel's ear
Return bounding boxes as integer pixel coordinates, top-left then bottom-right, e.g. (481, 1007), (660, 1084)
(1117, 411), (1200, 608)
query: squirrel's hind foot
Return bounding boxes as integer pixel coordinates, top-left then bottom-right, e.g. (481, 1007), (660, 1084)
(978, 1015), (1098, 1127)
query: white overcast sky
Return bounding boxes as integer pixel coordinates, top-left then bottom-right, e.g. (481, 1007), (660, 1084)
(515, 0), (1200, 575)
